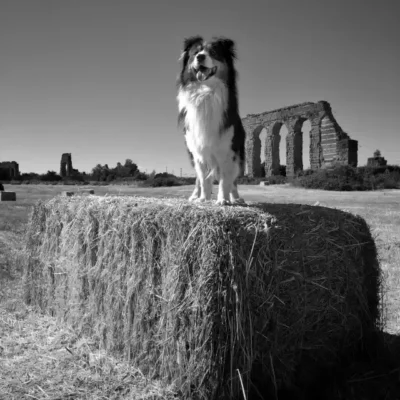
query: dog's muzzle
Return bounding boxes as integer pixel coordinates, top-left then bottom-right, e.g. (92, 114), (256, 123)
(195, 65), (217, 82)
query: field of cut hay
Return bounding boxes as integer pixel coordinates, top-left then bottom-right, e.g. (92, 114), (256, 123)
(22, 194), (382, 399)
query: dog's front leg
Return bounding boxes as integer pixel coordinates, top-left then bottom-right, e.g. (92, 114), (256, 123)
(192, 161), (211, 202)
(230, 180), (246, 204)
(216, 177), (231, 205)
(216, 161), (240, 206)
(216, 168), (232, 206)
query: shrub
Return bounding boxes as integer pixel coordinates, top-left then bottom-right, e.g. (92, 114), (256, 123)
(236, 176), (265, 185)
(40, 171), (63, 182)
(267, 175), (287, 185)
(141, 176), (182, 187)
(180, 176), (197, 185)
(292, 165), (400, 191)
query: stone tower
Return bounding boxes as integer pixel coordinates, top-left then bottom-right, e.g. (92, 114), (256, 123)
(60, 153), (73, 177)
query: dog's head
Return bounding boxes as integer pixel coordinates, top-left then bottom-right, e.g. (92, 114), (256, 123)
(178, 36), (237, 85)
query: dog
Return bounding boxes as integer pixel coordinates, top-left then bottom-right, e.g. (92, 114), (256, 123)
(177, 36), (246, 205)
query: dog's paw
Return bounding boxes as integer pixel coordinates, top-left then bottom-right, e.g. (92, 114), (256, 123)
(216, 199), (231, 206)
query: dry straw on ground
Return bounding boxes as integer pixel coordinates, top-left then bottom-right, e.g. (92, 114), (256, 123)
(23, 195), (382, 399)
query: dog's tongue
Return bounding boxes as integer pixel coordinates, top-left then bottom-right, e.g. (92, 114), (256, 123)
(196, 69), (208, 81)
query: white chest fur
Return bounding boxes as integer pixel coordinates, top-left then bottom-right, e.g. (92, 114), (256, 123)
(177, 79), (228, 160)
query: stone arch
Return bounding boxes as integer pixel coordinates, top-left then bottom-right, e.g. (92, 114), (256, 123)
(290, 116), (316, 173)
(302, 119), (312, 169)
(259, 127), (268, 173)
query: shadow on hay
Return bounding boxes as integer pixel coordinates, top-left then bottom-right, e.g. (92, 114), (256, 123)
(275, 331), (400, 400)
(248, 203), (385, 399)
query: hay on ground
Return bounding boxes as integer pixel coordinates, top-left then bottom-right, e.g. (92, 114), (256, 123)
(23, 195), (382, 399)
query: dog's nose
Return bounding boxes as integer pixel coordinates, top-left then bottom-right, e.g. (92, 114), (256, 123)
(196, 54), (205, 62)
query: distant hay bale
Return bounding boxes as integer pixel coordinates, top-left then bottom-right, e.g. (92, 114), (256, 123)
(61, 191), (74, 197)
(23, 196), (382, 399)
(1, 191), (16, 201)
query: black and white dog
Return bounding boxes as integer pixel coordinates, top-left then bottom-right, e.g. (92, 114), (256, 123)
(177, 36), (246, 205)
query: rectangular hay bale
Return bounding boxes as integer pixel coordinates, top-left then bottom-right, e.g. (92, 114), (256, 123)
(23, 196), (382, 399)
(1, 191), (16, 201)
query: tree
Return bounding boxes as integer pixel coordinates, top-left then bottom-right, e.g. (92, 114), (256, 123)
(374, 149), (381, 158)
(91, 165), (103, 181)
(40, 170), (62, 182)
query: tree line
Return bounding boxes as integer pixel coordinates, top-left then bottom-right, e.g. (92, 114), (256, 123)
(16, 159), (153, 182)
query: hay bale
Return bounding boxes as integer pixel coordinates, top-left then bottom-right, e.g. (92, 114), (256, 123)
(259, 181), (269, 186)
(1, 191), (16, 201)
(61, 191), (74, 197)
(23, 196), (381, 399)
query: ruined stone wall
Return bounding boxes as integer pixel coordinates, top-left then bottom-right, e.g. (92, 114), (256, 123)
(0, 161), (20, 179)
(242, 101), (358, 178)
(60, 153), (73, 177)
(337, 139), (358, 167)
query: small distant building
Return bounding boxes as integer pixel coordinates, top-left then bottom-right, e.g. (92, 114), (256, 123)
(0, 161), (20, 180)
(367, 152), (387, 167)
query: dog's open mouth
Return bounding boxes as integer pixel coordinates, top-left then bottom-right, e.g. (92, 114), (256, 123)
(195, 66), (217, 82)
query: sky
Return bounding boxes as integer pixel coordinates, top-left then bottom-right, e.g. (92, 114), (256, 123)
(0, 0), (399, 176)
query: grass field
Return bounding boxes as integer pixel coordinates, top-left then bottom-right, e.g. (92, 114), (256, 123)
(1, 184), (400, 399)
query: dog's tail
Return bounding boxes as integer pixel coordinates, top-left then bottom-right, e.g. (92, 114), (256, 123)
(205, 168), (219, 181)
(205, 155), (220, 181)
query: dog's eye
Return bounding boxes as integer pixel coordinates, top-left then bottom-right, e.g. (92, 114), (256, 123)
(194, 46), (202, 53)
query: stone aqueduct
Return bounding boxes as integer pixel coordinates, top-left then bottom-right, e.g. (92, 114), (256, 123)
(242, 101), (358, 178)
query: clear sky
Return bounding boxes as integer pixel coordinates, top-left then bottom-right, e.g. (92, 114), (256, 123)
(1, 0), (399, 176)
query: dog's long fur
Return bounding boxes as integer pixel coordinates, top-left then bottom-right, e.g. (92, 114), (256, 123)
(177, 36), (246, 205)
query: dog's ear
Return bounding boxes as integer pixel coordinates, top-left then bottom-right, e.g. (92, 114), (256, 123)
(183, 36), (203, 52)
(213, 37), (236, 59)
